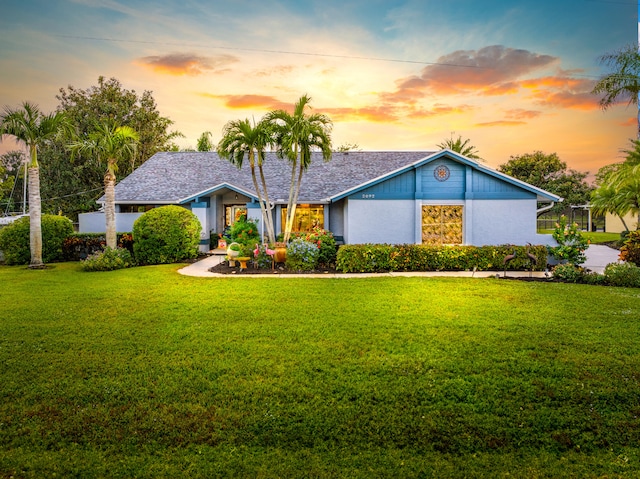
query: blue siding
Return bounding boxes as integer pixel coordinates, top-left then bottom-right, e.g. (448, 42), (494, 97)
(348, 170), (415, 200)
(419, 160), (465, 200)
(470, 170), (536, 199)
(346, 157), (537, 201)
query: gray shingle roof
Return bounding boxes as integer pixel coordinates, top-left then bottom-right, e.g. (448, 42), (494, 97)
(113, 151), (436, 204)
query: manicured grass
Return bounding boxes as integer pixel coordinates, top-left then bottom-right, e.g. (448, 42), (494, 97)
(1, 263), (640, 477)
(539, 229), (622, 245)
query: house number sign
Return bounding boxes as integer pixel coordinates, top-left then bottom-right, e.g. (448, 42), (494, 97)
(361, 193), (375, 199)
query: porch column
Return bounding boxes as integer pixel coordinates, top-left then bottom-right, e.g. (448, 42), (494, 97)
(191, 201), (210, 253)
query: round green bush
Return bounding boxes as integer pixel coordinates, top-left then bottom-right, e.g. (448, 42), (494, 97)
(133, 206), (202, 265)
(0, 215), (73, 265)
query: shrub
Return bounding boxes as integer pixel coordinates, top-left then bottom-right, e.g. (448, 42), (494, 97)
(552, 263), (584, 283)
(253, 244), (275, 269)
(0, 215), (73, 265)
(62, 233), (134, 261)
(81, 247), (134, 272)
(224, 215), (260, 245)
(133, 206), (201, 265)
(619, 230), (640, 267)
(547, 215), (589, 265)
(286, 238), (320, 271)
(291, 228), (337, 265)
(335, 244), (547, 273)
(582, 271), (607, 286)
(603, 262), (640, 288)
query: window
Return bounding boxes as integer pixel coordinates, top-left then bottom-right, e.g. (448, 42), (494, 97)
(119, 205), (155, 213)
(225, 206), (247, 227)
(281, 204), (324, 232)
(422, 205), (463, 245)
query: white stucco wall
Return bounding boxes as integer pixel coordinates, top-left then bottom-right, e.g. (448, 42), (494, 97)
(345, 199), (415, 244)
(470, 199), (555, 246)
(341, 198), (555, 246)
(78, 212), (144, 233)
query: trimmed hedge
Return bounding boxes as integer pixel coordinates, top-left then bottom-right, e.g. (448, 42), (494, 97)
(62, 233), (135, 261)
(336, 244), (548, 273)
(0, 215), (73, 265)
(133, 206), (201, 265)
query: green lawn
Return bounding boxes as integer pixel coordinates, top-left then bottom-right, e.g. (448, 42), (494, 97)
(1, 263), (640, 478)
(539, 230), (622, 245)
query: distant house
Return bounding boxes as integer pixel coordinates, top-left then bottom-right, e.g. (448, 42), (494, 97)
(79, 149), (562, 250)
(605, 212), (639, 233)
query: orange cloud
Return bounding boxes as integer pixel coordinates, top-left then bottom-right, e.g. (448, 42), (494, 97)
(408, 103), (475, 119)
(385, 45), (558, 101)
(505, 109), (541, 120)
(476, 120), (527, 127)
(136, 52), (237, 76)
(199, 94), (291, 111)
(531, 90), (600, 111)
(323, 105), (399, 122)
(622, 117), (637, 127)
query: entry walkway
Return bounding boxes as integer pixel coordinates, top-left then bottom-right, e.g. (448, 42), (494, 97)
(179, 244), (622, 278)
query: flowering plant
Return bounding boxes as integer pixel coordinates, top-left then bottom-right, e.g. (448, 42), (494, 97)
(547, 215), (589, 265)
(253, 243), (275, 269)
(291, 227), (337, 265)
(285, 238), (320, 271)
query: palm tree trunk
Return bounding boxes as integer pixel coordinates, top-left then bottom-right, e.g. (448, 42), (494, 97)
(250, 161), (275, 244)
(28, 166), (43, 268)
(283, 147), (300, 243)
(104, 173), (117, 249)
(285, 162), (305, 241)
(258, 164), (276, 243)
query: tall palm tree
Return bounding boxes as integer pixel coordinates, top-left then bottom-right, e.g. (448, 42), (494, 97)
(0, 102), (71, 267)
(437, 134), (482, 160)
(591, 140), (640, 231)
(592, 44), (640, 137)
(68, 122), (139, 249)
(217, 118), (276, 243)
(265, 95), (332, 242)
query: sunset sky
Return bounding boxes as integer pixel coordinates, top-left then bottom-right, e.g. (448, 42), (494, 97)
(0, 0), (637, 177)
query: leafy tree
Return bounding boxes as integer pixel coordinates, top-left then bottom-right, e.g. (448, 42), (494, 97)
(39, 76), (182, 219)
(197, 131), (214, 152)
(591, 139), (640, 231)
(497, 151), (592, 213)
(437, 134), (482, 161)
(68, 123), (139, 249)
(265, 95), (333, 242)
(0, 102), (72, 267)
(1, 151), (27, 215)
(591, 44), (640, 136)
(217, 118), (276, 243)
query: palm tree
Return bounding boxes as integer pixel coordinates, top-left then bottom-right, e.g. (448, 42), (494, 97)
(197, 131), (214, 152)
(265, 95), (332, 242)
(0, 102), (71, 267)
(437, 134), (482, 160)
(592, 44), (640, 137)
(68, 122), (139, 249)
(591, 140), (640, 231)
(217, 118), (276, 244)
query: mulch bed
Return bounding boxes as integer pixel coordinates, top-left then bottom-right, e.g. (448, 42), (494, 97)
(209, 260), (559, 280)
(209, 261), (339, 275)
